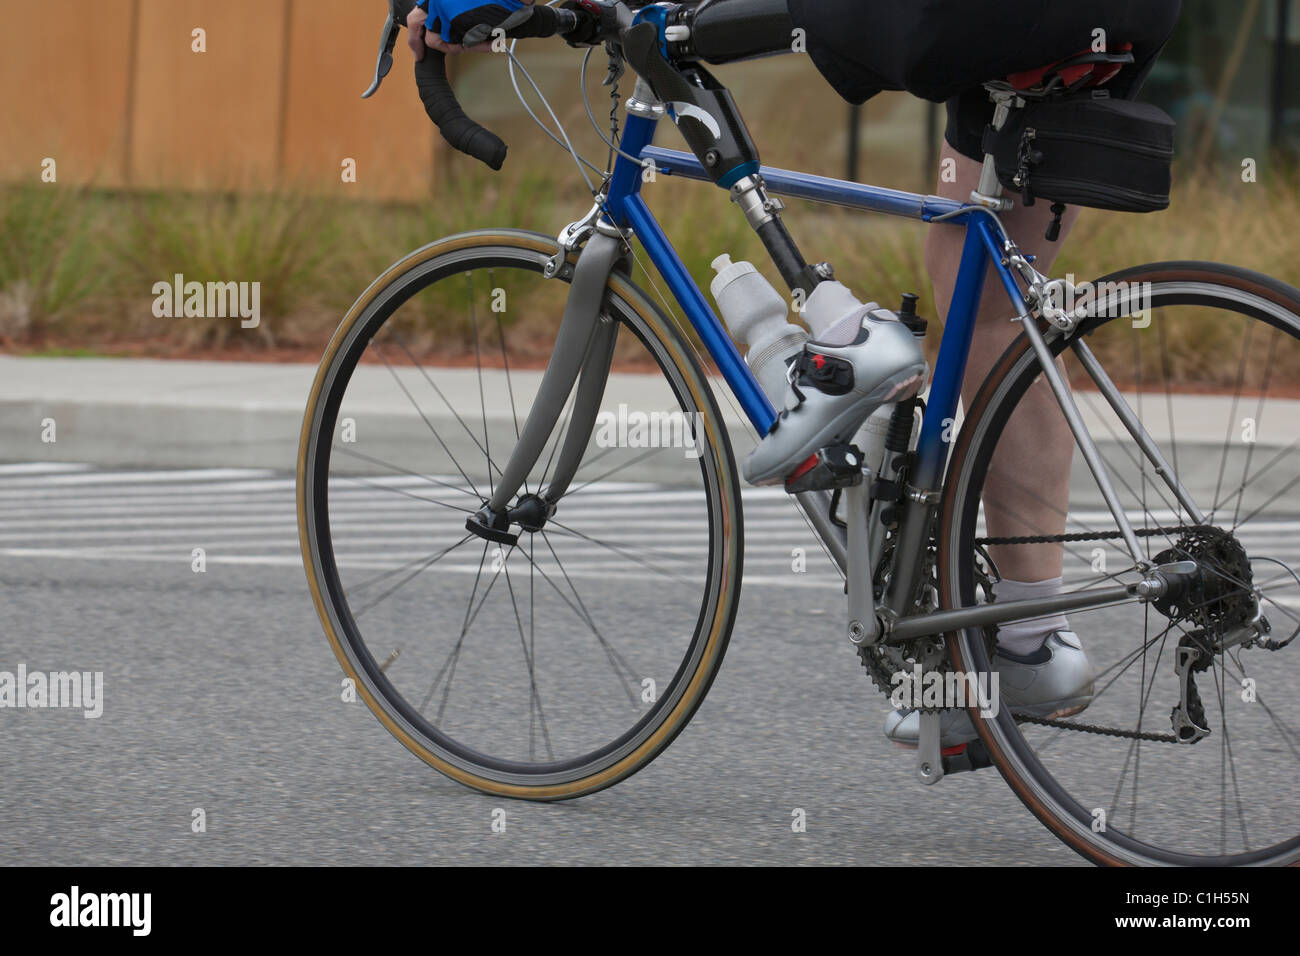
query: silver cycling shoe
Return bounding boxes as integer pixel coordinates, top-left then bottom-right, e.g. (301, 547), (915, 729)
(743, 305), (928, 487)
(883, 631), (1095, 749)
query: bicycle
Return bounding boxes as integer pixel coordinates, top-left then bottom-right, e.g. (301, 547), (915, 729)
(297, 0), (1300, 865)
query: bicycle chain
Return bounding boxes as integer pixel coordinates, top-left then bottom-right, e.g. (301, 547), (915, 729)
(977, 525), (1208, 547)
(867, 525), (1234, 744)
(1015, 714), (1180, 743)
(973, 525), (1217, 743)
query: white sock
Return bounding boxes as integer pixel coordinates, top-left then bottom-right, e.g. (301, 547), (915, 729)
(993, 576), (1069, 657)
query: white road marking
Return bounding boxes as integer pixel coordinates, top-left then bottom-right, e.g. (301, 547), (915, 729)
(2, 465), (1297, 599)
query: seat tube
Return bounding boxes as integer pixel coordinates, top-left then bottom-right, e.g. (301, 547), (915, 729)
(914, 220), (989, 490)
(884, 220), (988, 618)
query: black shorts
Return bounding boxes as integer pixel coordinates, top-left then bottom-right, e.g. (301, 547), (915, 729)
(788, 0), (1182, 161)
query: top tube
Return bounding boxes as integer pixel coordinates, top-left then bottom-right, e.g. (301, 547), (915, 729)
(639, 146), (969, 223)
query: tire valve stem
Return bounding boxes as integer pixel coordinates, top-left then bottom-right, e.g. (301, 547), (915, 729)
(379, 649), (401, 674)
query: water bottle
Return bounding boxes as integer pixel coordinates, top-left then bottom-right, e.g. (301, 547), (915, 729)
(710, 255), (808, 404)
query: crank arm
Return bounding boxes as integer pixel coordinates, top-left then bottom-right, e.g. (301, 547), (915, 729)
(844, 481), (879, 646)
(916, 711), (945, 785)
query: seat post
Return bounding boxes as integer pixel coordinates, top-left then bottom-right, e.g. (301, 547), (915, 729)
(970, 86), (1018, 212)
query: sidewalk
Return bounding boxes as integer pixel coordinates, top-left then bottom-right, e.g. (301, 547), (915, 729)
(0, 356), (755, 473)
(0, 356), (1295, 505)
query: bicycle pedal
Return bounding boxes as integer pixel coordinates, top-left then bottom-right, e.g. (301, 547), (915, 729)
(783, 443), (866, 494)
(939, 739), (994, 776)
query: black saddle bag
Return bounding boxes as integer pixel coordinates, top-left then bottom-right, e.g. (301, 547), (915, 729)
(983, 91), (1176, 213)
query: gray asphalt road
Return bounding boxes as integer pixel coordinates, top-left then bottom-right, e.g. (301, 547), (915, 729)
(1, 463), (1296, 865)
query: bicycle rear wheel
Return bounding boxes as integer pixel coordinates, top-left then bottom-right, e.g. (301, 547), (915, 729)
(941, 262), (1300, 865)
(298, 230), (743, 799)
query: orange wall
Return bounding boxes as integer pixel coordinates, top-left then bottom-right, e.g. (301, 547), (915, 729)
(0, 0), (434, 197)
(0, 0), (136, 187)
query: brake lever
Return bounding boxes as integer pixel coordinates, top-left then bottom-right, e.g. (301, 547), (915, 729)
(363, 7), (401, 99)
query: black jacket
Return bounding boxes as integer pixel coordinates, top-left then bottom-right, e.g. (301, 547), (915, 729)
(787, 0), (1182, 104)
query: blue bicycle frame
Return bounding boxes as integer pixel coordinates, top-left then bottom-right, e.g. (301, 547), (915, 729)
(601, 111), (1032, 494)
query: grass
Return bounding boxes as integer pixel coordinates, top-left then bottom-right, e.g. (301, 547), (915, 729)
(1, 156), (1297, 377)
(0, 184), (108, 340)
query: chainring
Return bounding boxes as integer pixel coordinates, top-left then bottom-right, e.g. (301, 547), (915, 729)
(858, 532), (998, 706)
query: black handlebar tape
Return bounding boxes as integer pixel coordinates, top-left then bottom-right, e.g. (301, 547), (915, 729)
(414, 49), (508, 171)
(690, 0), (796, 64)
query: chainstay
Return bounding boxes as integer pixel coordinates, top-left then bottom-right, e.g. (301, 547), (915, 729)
(977, 525), (1210, 547)
(949, 528), (1215, 742)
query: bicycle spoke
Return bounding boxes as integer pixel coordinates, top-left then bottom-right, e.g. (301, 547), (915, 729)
(1221, 653), (1300, 759)
(334, 446), (478, 507)
(1209, 659), (1250, 853)
(372, 340), (484, 498)
(467, 273), (494, 499)
(502, 556), (555, 761)
(1109, 613), (1174, 836)
(1210, 438), (1300, 519)
(420, 540), (492, 720)
(547, 517), (701, 588)
(387, 327), (504, 483)
(561, 446), (677, 500)
(1157, 318), (1182, 496)
(515, 536), (640, 706)
(491, 268), (528, 498)
(1231, 328), (1278, 528)
(1210, 319), (1254, 524)
(540, 532), (641, 696)
(1074, 386), (1190, 543)
(350, 534), (473, 618)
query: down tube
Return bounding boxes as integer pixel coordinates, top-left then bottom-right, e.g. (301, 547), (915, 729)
(620, 194), (778, 434)
(913, 219), (994, 490)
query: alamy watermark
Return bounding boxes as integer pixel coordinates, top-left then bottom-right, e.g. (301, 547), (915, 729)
(152, 273), (260, 328)
(0, 664), (103, 718)
(1044, 275), (1154, 329)
(890, 664), (1000, 718)
(594, 404), (705, 460)
(50, 886), (150, 936)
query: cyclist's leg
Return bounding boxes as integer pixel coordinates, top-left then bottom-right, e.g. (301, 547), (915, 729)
(924, 140), (1080, 586)
(881, 141), (1092, 746)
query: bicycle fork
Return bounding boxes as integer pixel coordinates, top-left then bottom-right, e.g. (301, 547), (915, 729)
(465, 230), (625, 545)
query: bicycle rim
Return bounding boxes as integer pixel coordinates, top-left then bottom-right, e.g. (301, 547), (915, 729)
(942, 262), (1300, 865)
(298, 230), (743, 798)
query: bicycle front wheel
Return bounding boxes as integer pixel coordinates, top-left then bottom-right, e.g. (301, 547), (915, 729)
(298, 229), (743, 800)
(941, 261), (1300, 865)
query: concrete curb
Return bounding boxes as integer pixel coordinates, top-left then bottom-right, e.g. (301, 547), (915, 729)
(1, 357), (1295, 509)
